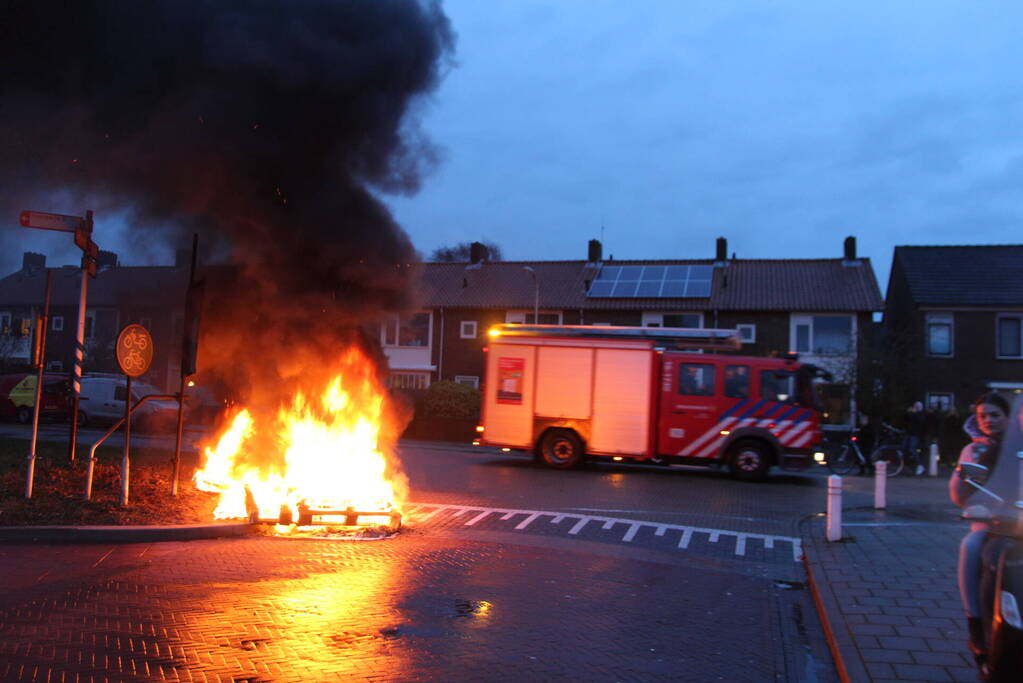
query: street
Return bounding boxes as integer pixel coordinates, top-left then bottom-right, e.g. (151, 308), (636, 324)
(0, 435), (840, 682)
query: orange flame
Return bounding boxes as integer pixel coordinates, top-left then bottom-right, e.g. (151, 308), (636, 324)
(193, 347), (405, 524)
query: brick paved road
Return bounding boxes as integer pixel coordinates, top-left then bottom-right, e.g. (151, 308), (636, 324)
(0, 440), (839, 681)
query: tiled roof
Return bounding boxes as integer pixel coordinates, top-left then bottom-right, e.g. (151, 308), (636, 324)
(0, 266), (189, 307)
(894, 246), (1023, 306)
(419, 258), (883, 312)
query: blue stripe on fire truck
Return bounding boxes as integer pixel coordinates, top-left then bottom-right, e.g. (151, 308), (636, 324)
(738, 400), (766, 419)
(722, 399), (750, 419)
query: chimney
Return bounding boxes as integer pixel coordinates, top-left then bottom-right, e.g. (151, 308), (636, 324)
(469, 241), (488, 264)
(21, 252), (45, 273)
(587, 239), (602, 263)
(843, 236), (857, 261)
(97, 250), (118, 270)
(714, 237), (728, 266)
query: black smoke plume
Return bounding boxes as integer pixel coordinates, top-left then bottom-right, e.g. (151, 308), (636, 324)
(0, 1), (453, 414)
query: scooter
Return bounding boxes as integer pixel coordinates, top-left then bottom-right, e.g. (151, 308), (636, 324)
(958, 409), (1023, 683)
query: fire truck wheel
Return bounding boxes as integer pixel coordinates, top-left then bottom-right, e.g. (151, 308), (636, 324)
(727, 440), (770, 481)
(539, 429), (585, 469)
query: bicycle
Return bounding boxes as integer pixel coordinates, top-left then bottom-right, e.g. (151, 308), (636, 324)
(825, 429), (872, 475)
(825, 423), (913, 477)
(868, 422), (915, 477)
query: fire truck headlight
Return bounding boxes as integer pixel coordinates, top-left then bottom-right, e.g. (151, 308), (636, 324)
(814, 451), (826, 463)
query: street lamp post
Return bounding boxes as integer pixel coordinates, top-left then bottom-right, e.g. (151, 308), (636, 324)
(522, 266), (539, 324)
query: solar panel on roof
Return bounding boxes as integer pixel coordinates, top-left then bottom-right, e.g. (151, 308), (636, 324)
(587, 264), (713, 298)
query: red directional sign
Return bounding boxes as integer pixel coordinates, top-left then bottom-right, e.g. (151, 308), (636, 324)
(20, 210), (84, 233)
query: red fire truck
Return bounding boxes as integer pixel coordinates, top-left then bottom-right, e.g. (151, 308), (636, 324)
(477, 325), (829, 480)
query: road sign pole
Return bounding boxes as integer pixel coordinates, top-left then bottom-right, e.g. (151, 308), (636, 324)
(172, 233), (199, 496)
(120, 374), (132, 506)
(67, 210), (93, 463)
(26, 269), (53, 498)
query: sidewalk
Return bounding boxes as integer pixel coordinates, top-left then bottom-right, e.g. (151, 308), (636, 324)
(801, 470), (978, 683)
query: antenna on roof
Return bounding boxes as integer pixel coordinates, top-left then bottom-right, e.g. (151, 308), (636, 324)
(600, 216), (605, 245)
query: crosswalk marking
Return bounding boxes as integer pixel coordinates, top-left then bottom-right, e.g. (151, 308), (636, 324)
(407, 502), (802, 561)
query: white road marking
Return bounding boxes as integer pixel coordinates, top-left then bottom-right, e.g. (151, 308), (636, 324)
(514, 513), (540, 530)
(465, 510), (492, 526)
(407, 502), (802, 561)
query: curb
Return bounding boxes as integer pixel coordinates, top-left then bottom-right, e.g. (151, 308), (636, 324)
(0, 521), (255, 543)
(799, 517), (868, 683)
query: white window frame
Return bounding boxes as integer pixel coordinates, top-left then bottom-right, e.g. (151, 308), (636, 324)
(926, 392), (955, 411)
(454, 375), (480, 389)
(790, 314), (855, 355)
(736, 323), (756, 344)
(51, 316), (64, 332)
(925, 313), (954, 358)
(505, 310), (563, 325)
(996, 313), (1023, 359)
(460, 321), (478, 339)
(46, 360), (63, 372)
(641, 311), (704, 328)
(380, 312), (433, 349)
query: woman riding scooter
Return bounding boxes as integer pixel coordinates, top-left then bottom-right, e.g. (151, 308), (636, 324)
(949, 392), (1010, 671)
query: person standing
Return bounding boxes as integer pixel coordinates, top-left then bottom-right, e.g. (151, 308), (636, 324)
(905, 401), (926, 475)
(948, 392), (1010, 675)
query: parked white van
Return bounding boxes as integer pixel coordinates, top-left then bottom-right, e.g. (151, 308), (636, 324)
(77, 375), (177, 430)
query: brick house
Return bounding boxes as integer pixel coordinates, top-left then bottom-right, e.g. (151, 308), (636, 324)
(883, 245), (1023, 410)
(0, 252), (190, 391)
(379, 238), (884, 429)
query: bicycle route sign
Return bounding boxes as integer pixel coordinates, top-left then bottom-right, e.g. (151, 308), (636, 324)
(116, 324), (153, 377)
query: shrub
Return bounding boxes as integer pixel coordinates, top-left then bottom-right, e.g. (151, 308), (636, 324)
(420, 380), (480, 420)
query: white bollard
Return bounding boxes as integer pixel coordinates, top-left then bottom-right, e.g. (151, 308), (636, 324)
(826, 475), (842, 541)
(874, 460), (887, 509)
(929, 442), (940, 477)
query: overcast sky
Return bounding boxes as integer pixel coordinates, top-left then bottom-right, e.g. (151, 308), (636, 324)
(390, 0), (1023, 289)
(7, 1), (1022, 293)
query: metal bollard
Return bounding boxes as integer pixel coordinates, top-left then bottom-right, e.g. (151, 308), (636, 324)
(826, 475), (842, 541)
(874, 460), (887, 509)
(929, 442), (939, 477)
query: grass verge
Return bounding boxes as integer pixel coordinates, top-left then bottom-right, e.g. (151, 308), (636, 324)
(0, 437), (218, 526)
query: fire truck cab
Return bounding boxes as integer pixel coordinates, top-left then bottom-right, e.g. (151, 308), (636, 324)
(478, 324), (827, 480)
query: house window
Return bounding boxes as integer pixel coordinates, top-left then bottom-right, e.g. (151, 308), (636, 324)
(51, 316), (64, 332)
(642, 312), (702, 328)
(736, 324), (756, 343)
(47, 360), (63, 372)
(506, 311), (562, 325)
(926, 392), (954, 411)
(382, 313), (430, 347)
(0, 312), (10, 335)
(386, 372), (430, 390)
(84, 312), (96, 340)
(997, 314), (1022, 359)
(791, 315), (853, 355)
(454, 375), (480, 389)
(460, 321), (478, 339)
(925, 313), (953, 357)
